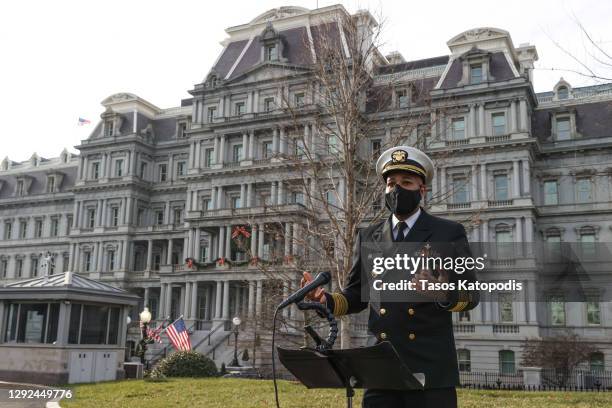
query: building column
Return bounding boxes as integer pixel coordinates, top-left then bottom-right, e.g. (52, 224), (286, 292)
(165, 285), (173, 317)
(282, 282), (290, 318)
(183, 282), (191, 318)
(240, 184), (246, 207)
(194, 229), (201, 261)
(167, 239), (173, 265)
(159, 284), (166, 319)
(213, 137), (219, 164)
(248, 281), (255, 318)
(481, 220), (489, 242)
(217, 186), (223, 209)
(519, 99), (528, 131)
(292, 223), (300, 256)
(471, 165), (478, 201)
(215, 281), (223, 319)
(122, 240), (129, 270)
(146, 239), (153, 270)
(469, 104), (476, 138)
(515, 217), (523, 242)
(480, 163), (487, 200)
(195, 141), (202, 169)
(440, 167), (447, 198)
(258, 224), (265, 259)
(248, 130), (255, 160)
(510, 100), (518, 133)
(250, 225), (258, 258)
(225, 225), (232, 259)
(478, 104), (485, 137)
(246, 183), (253, 207)
(219, 135), (226, 164)
(222, 281), (230, 320)
(277, 181), (284, 205)
(525, 217), (533, 242)
(255, 280), (263, 316)
(273, 128), (279, 154)
(284, 223), (291, 256)
(218, 226), (225, 259)
(191, 282), (199, 319)
(242, 132), (248, 160)
(522, 159), (531, 195)
(271, 181), (277, 206)
(280, 127), (287, 155)
(513, 160), (521, 198)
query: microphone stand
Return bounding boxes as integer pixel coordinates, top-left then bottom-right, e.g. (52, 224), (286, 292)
(296, 301), (354, 408)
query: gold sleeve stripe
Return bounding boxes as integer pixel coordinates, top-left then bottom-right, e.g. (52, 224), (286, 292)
(331, 293), (349, 316)
(448, 301), (468, 312)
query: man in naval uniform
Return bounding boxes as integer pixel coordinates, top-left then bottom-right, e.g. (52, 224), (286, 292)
(301, 146), (480, 408)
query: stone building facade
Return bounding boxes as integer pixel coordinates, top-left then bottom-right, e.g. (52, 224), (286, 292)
(1, 5), (611, 373)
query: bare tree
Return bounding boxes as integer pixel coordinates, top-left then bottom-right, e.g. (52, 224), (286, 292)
(540, 13), (612, 82)
(521, 331), (599, 386)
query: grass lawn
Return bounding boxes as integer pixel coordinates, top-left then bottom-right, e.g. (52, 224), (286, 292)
(60, 378), (612, 408)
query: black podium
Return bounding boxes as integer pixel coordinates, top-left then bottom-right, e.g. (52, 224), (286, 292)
(277, 341), (425, 408)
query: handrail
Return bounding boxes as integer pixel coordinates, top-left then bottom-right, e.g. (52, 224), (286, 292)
(191, 323), (224, 351)
(205, 331), (233, 361)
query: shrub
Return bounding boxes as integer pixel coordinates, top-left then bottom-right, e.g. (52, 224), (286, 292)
(144, 368), (168, 382)
(155, 351), (217, 378)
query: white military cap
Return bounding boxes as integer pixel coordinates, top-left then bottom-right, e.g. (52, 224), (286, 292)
(375, 146), (434, 185)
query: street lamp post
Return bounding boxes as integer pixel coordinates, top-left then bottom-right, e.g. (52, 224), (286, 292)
(229, 316), (241, 367)
(138, 307), (152, 366)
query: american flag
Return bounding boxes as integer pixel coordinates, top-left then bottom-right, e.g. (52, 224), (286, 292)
(77, 117), (91, 126)
(165, 318), (191, 351)
(146, 325), (164, 344)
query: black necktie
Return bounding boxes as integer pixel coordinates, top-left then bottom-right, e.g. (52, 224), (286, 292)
(395, 221), (408, 242)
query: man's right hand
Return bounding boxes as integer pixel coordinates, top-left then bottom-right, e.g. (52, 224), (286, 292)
(300, 271), (327, 304)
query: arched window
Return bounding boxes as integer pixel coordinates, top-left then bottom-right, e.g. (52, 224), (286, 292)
(457, 349), (471, 372)
(590, 352), (605, 372)
(557, 86), (569, 100)
(499, 350), (515, 374)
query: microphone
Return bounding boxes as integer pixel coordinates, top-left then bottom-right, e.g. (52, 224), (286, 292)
(278, 272), (331, 309)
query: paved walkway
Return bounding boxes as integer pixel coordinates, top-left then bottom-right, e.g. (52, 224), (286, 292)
(0, 381), (63, 408)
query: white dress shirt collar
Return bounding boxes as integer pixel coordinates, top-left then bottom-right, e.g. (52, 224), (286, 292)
(391, 207), (422, 239)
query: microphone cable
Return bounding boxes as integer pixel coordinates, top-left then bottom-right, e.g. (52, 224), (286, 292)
(272, 306), (282, 408)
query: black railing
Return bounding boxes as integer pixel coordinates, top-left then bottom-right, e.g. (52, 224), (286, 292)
(459, 370), (612, 391)
(460, 370), (524, 390)
(542, 368), (612, 390)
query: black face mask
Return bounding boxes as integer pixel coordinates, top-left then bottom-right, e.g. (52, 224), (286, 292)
(385, 185), (421, 216)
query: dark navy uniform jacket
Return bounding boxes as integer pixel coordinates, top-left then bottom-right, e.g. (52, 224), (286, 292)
(326, 208), (480, 389)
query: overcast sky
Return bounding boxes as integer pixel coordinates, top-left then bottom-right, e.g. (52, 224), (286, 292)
(1, 0), (611, 161)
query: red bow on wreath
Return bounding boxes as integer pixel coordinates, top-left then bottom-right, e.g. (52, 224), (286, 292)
(218, 257), (226, 266)
(186, 258), (194, 269)
(231, 226), (251, 239)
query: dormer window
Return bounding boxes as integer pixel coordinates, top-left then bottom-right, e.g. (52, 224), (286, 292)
(260, 22), (284, 63)
(105, 121), (114, 137)
(178, 123), (186, 138)
(556, 117), (571, 140)
(265, 44), (278, 61)
(458, 48), (493, 86)
(396, 89), (409, 109)
(470, 64), (483, 84)
(47, 176), (55, 193)
(557, 86), (569, 100)
(16, 180), (25, 196)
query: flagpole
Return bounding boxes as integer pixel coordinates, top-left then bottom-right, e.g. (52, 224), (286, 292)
(158, 314), (183, 335)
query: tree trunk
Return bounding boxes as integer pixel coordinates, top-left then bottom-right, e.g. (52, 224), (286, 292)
(340, 316), (351, 349)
